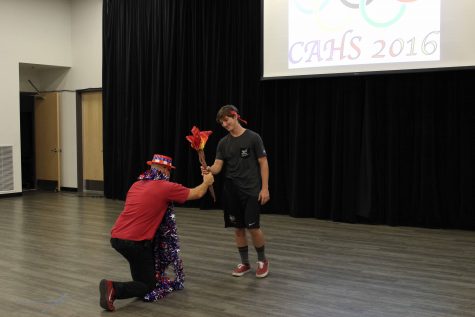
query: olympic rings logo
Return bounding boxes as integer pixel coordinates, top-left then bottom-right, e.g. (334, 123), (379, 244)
(293, 0), (417, 29)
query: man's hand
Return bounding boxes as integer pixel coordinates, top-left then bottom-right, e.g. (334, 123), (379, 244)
(258, 188), (270, 205)
(203, 172), (214, 186)
(187, 173), (215, 201)
(201, 165), (211, 175)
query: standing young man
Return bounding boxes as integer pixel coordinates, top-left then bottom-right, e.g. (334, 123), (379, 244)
(204, 105), (270, 278)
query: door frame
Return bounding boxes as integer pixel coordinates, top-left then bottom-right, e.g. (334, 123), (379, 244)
(76, 88), (103, 193)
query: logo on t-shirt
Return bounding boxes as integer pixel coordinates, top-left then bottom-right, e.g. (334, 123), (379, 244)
(240, 147), (249, 158)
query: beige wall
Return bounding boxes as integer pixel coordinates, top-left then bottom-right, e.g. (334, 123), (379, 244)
(0, 0), (102, 193)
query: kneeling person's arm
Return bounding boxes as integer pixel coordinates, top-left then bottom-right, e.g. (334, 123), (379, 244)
(187, 173), (214, 200)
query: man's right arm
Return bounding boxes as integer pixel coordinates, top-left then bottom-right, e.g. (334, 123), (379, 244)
(207, 140), (224, 175)
(203, 159), (223, 175)
(187, 173), (214, 200)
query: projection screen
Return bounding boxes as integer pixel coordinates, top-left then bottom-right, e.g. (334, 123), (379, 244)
(262, 0), (475, 78)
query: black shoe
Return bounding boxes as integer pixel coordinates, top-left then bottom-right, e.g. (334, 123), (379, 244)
(99, 279), (116, 311)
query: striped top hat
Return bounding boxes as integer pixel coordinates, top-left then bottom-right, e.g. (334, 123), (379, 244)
(147, 154), (176, 169)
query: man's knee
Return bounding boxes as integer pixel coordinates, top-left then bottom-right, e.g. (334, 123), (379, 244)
(145, 278), (157, 292)
(235, 228), (246, 237)
(248, 228), (262, 236)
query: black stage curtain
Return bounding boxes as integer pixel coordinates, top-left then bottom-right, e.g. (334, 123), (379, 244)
(103, 0), (475, 229)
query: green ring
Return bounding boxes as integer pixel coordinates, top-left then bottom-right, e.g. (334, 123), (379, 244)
(360, 0), (406, 28)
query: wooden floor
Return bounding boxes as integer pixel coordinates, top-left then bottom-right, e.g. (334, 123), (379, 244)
(0, 191), (475, 317)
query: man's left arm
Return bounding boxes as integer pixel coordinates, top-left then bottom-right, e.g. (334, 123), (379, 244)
(258, 156), (270, 205)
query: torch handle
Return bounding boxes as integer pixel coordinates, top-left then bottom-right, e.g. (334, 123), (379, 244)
(198, 150), (216, 202)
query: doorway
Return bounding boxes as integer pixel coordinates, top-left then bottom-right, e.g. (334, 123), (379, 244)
(18, 63), (71, 192)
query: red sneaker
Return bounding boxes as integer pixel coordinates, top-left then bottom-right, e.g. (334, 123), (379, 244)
(256, 260), (269, 278)
(99, 279), (116, 311)
(232, 263), (251, 277)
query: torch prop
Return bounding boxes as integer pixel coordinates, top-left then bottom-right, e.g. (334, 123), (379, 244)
(186, 126), (216, 202)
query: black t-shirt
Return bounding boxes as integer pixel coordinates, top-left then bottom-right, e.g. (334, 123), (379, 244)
(216, 129), (267, 196)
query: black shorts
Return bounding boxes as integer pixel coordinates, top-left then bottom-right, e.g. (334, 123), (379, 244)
(223, 179), (261, 229)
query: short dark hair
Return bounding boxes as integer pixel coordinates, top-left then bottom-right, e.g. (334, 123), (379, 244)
(216, 104), (239, 123)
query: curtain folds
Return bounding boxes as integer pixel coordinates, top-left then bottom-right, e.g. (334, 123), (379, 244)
(103, 0), (475, 229)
